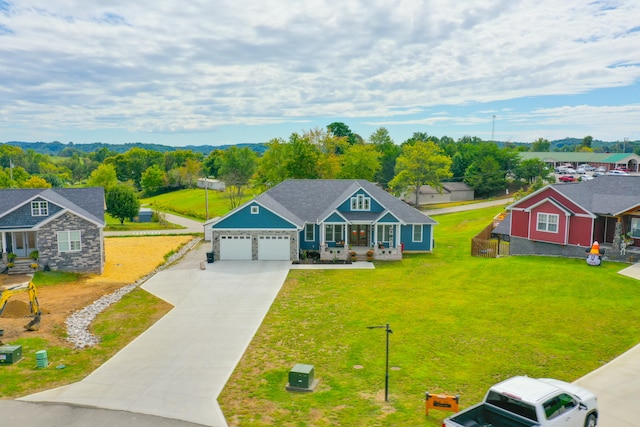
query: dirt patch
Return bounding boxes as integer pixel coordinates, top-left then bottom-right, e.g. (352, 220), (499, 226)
(0, 235), (195, 346)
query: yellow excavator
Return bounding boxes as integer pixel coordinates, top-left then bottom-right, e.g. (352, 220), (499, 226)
(0, 281), (41, 340)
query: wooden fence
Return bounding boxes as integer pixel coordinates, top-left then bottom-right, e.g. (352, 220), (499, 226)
(471, 223), (510, 258)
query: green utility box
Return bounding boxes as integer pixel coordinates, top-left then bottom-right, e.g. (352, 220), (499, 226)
(288, 363), (314, 389)
(0, 345), (23, 365)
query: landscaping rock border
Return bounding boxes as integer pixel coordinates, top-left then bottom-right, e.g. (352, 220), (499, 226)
(66, 237), (202, 349)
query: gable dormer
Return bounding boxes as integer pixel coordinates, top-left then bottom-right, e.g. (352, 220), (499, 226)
(339, 189), (384, 213)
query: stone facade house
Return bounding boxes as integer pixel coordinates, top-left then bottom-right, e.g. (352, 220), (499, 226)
(0, 187), (106, 274)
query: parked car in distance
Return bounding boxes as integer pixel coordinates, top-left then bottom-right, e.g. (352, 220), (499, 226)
(592, 172), (604, 177)
(576, 167), (586, 174)
(606, 170), (629, 176)
(614, 167), (630, 172)
(581, 175), (594, 181)
(578, 164), (595, 171)
(558, 175), (577, 182)
(555, 166), (568, 173)
(595, 166), (606, 173)
(565, 167), (576, 174)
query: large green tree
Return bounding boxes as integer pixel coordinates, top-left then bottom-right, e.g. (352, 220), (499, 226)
(217, 146), (258, 209)
(370, 127), (400, 188)
(86, 163), (118, 189)
(338, 144), (380, 181)
(105, 184), (140, 224)
(464, 156), (506, 198)
(141, 164), (167, 195)
(531, 138), (551, 152)
(389, 140), (453, 205)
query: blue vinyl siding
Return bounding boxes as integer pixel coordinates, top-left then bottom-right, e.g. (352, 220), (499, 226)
(213, 203), (296, 229)
(400, 224), (433, 251)
(0, 199), (63, 229)
(377, 212), (399, 223)
(299, 224), (321, 250)
(325, 212), (345, 222)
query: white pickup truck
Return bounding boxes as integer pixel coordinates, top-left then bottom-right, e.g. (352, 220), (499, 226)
(443, 376), (598, 427)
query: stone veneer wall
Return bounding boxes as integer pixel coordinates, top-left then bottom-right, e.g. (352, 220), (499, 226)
(509, 236), (590, 259)
(37, 212), (104, 274)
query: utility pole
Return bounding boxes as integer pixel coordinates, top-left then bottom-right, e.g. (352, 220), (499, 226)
(491, 115), (496, 142)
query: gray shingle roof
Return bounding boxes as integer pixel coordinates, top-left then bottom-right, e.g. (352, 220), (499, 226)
(256, 179), (437, 225)
(550, 176), (640, 216)
(0, 187), (105, 225)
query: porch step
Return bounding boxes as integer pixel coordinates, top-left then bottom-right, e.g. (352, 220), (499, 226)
(7, 261), (36, 275)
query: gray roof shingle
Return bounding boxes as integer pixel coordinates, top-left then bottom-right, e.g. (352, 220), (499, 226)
(550, 176), (640, 216)
(0, 187), (105, 225)
(256, 179), (437, 225)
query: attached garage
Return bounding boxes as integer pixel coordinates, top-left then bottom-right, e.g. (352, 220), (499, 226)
(219, 235), (252, 260)
(258, 235), (291, 260)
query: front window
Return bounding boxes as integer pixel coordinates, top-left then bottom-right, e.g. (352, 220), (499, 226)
(377, 224), (393, 243)
(413, 225), (423, 242)
(631, 217), (640, 239)
(58, 230), (81, 252)
(543, 394), (577, 420)
(304, 224), (315, 242)
(537, 213), (559, 233)
(350, 194), (370, 211)
(325, 224), (344, 242)
(31, 201), (48, 216)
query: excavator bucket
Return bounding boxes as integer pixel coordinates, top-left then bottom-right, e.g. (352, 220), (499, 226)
(25, 313), (41, 331)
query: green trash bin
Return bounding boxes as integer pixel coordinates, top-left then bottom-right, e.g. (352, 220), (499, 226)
(206, 252), (214, 263)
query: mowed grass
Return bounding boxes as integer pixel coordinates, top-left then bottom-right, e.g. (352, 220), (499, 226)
(219, 206), (640, 426)
(141, 188), (255, 220)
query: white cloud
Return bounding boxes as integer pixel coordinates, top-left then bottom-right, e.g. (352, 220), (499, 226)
(1, 0), (639, 142)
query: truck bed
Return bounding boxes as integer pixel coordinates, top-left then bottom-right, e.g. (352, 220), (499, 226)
(446, 403), (539, 427)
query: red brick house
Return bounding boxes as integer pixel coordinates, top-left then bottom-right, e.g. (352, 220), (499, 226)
(499, 176), (640, 259)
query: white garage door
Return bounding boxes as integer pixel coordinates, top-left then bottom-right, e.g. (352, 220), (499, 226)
(219, 235), (252, 260)
(258, 235), (291, 260)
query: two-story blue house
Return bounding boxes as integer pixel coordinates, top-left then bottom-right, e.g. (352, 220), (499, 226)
(210, 179), (437, 261)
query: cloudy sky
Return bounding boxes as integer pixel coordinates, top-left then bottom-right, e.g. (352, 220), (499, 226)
(1, 0), (639, 147)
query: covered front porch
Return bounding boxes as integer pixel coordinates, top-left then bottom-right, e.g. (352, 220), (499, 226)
(319, 223), (402, 261)
(1, 231), (39, 274)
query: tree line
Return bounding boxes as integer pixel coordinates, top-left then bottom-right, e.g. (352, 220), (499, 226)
(2, 125), (636, 217)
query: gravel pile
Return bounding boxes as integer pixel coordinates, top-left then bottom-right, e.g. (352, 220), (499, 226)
(66, 237), (202, 349)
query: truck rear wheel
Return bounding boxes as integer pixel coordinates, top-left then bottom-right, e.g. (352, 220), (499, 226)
(585, 413), (597, 427)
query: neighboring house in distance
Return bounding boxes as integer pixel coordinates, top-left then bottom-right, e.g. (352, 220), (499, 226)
(197, 178), (226, 191)
(501, 176), (640, 259)
(209, 179), (437, 262)
(0, 187), (106, 274)
(404, 182), (474, 206)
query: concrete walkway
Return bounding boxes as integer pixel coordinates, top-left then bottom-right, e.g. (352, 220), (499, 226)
(571, 262), (640, 427)
(23, 246), (291, 427)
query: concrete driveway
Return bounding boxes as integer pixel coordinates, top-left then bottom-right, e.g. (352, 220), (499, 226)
(22, 245), (291, 427)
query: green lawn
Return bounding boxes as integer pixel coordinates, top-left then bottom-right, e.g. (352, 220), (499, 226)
(141, 188), (255, 220)
(219, 206), (640, 426)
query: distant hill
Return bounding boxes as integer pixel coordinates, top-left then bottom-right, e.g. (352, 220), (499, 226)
(1, 141), (269, 156)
